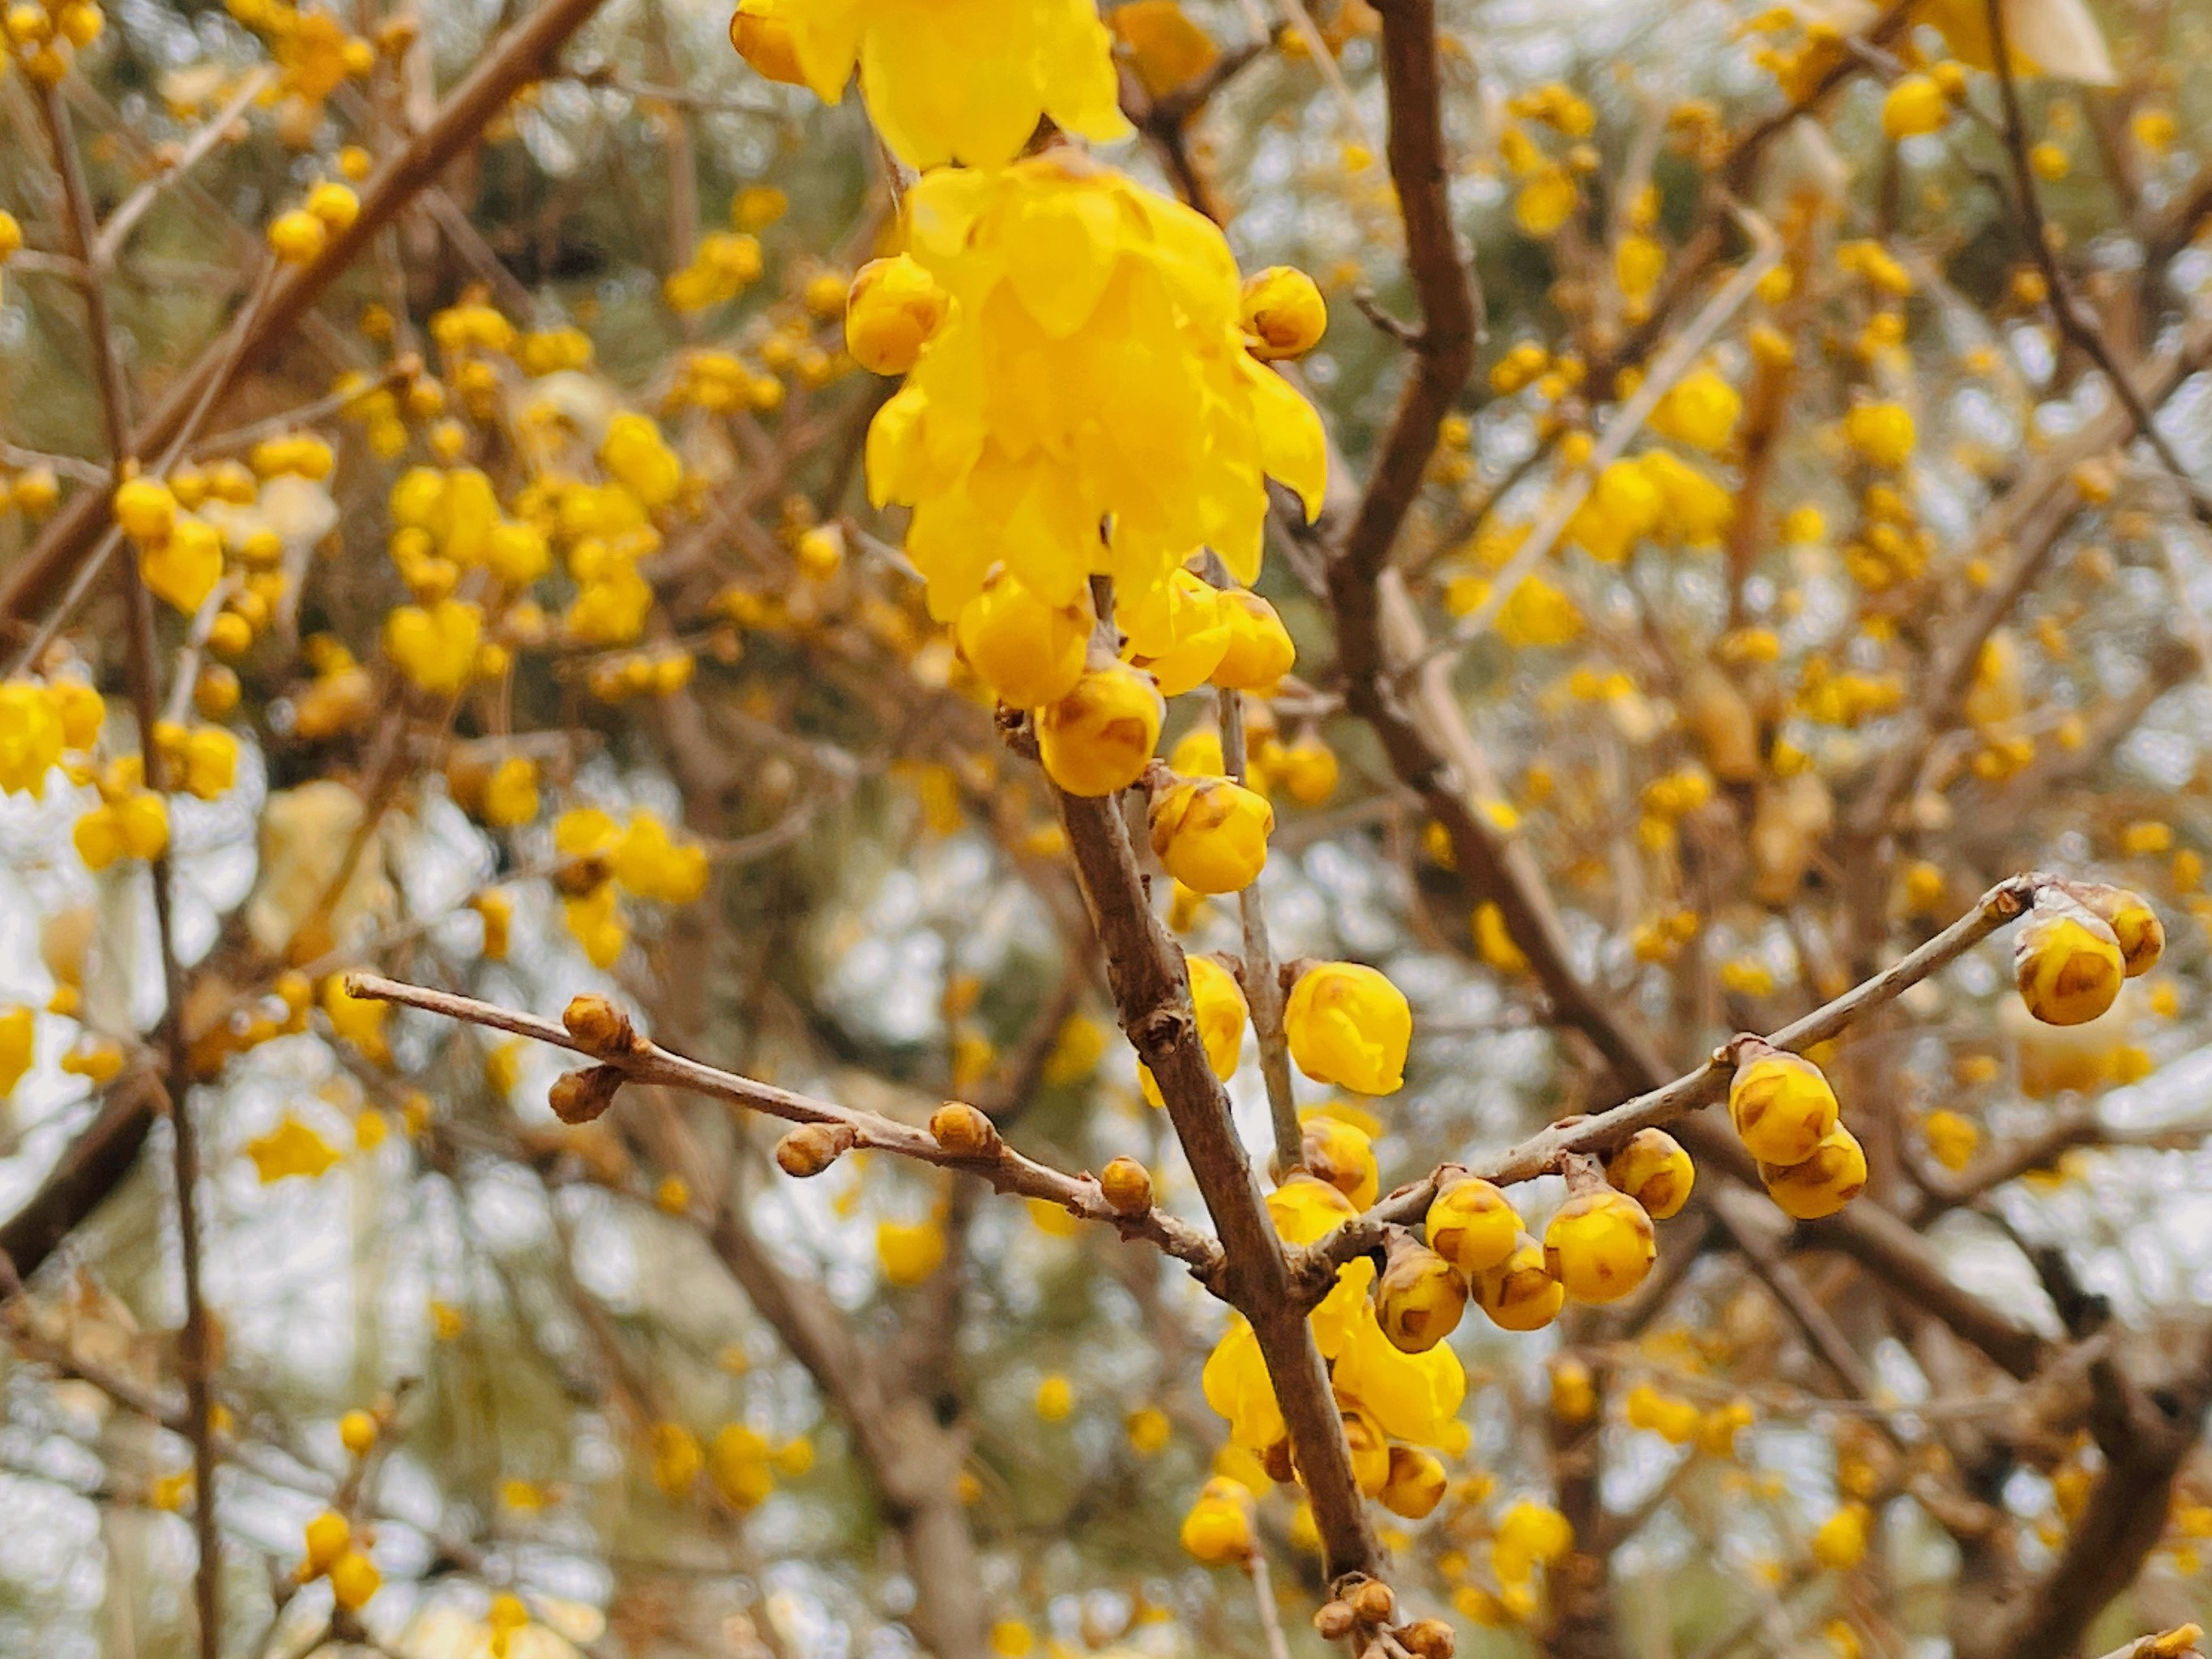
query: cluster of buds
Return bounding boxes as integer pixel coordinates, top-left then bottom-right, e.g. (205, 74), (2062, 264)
(2014, 882), (2160, 1026)
(1727, 1039), (1865, 1220)
(5, 0), (102, 86)
(1313, 1576), (1454, 1659)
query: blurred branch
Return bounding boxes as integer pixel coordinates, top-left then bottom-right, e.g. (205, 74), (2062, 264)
(92, 67), (274, 269)
(344, 973), (1225, 1279)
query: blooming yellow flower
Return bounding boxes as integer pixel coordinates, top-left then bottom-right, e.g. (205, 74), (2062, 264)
(1283, 962), (1411, 1094)
(0, 681), (64, 795)
(749, 0), (1129, 169)
(868, 154), (1324, 621)
(1122, 569), (1232, 697)
(1649, 368), (1741, 454)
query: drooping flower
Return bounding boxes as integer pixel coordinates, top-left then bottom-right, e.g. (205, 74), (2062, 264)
(741, 0), (1131, 170)
(868, 154), (1326, 621)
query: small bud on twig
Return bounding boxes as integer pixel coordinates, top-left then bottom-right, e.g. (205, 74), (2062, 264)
(929, 1100), (1000, 1158)
(1100, 1155), (1154, 1213)
(562, 994), (641, 1059)
(775, 1122), (856, 1177)
(1348, 1578), (1395, 1625)
(1313, 1601), (1357, 1640)
(548, 1064), (623, 1124)
(1400, 1618), (1457, 1658)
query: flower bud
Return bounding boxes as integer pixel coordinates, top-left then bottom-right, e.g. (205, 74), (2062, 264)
(2073, 884), (2163, 979)
(843, 254), (949, 376)
(929, 1100), (999, 1158)
(1313, 1601), (1358, 1640)
(1240, 265), (1328, 360)
(1346, 1576), (1396, 1625)
(1760, 1124), (1868, 1219)
(1475, 1232), (1565, 1330)
(1544, 1187), (1656, 1303)
(548, 1064), (623, 1124)
(1605, 1127), (1695, 1219)
(302, 1509), (350, 1576)
(1300, 1113), (1378, 1209)
(775, 1122), (856, 1176)
(955, 570), (1091, 710)
(562, 993), (640, 1057)
(1381, 1444), (1448, 1519)
(1376, 1235), (1468, 1353)
(1100, 1155), (1154, 1214)
(1122, 569), (1232, 696)
(728, 1), (806, 85)
(1179, 1477), (1255, 1563)
(338, 1409), (378, 1457)
(1037, 662), (1164, 797)
(1425, 1175), (1521, 1276)
(1211, 591), (1297, 690)
(1283, 962), (1411, 1094)
(1148, 775), (1275, 894)
(2014, 891), (2126, 1026)
(1727, 1043), (1839, 1165)
(1881, 75), (1947, 140)
(1401, 1620), (1458, 1659)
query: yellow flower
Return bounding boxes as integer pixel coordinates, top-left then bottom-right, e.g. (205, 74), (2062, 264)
(1728, 1046), (1840, 1165)
(955, 570), (1092, 708)
(1202, 1315), (1284, 1448)
(1122, 568), (1233, 697)
(1883, 75), (1948, 139)
(384, 599), (483, 695)
(878, 1217), (948, 1285)
(758, 0), (1129, 169)
(1605, 1128), (1694, 1218)
(1649, 368), (1741, 453)
(247, 1114), (341, 1183)
(1843, 401), (1915, 469)
(867, 154), (1324, 621)
(1283, 962), (1411, 1094)
(563, 883), (628, 969)
(1514, 166), (1578, 237)
(650, 1422), (702, 1495)
(1427, 1176), (1522, 1276)
(1923, 1109), (1979, 1172)
(1035, 1374), (1074, 1420)
(1148, 775), (1273, 894)
(2014, 893), (2125, 1026)
(141, 518), (224, 615)
(2075, 884), (2163, 978)
(302, 1510), (350, 1576)
(329, 1550), (381, 1610)
(1543, 1188), (1655, 1303)
(708, 1422), (777, 1508)
(0, 1005), (33, 1097)
(1036, 661), (1163, 797)
(322, 974), (390, 1062)
(1140, 952), (1245, 1105)
(74, 789), (169, 871)
(1180, 1476), (1255, 1563)
(114, 476), (178, 543)
(0, 680), (64, 795)
(599, 412), (683, 509)
(1625, 1384), (1702, 1445)
(1239, 266), (1327, 360)
(612, 812), (711, 904)
(1377, 1239), (1468, 1354)
(1552, 1358), (1598, 1422)
(1493, 1498), (1574, 1581)
(845, 254), (949, 376)
(1760, 1124), (1868, 1219)
(1474, 902), (1531, 975)
(1473, 1231), (1564, 1331)
(1813, 1502), (1872, 1571)
(1565, 458), (1663, 562)
(729, 0), (806, 82)
(482, 756), (540, 827)
(1300, 1111), (1378, 1209)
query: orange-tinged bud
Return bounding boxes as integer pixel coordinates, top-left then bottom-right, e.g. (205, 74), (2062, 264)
(1239, 266), (1327, 359)
(1426, 1175), (1521, 1275)
(548, 1064), (623, 1124)
(1100, 1155), (1154, 1213)
(562, 993), (638, 1057)
(929, 1100), (999, 1158)
(1148, 775), (1273, 894)
(1036, 662), (1163, 796)
(775, 1122), (856, 1175)
(844, 254), (948, 376)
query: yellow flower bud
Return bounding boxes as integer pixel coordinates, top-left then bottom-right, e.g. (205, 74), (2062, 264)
(1141, 953), (1246, 1106)
(1148, 775), (1273, 894)
(1279, 730), (1339, 805)
(844, 254), (948, 376)
(113, 476), (177, 544)
(2072, 884), (2163, 979)
(729, 2), (806, 86)
(1036, 662), (1163, 796)
(1283, 962), (1411, 1094)
(1426, 1176), (1521, 1276)
(1625, 1383), (1702, 1444)
(1648, 367), (1741, 454)
(1180, 1477), (1255, 1563)
(1843, 401), (1915, 469)
(1474, 1231), (1565, 1330)
(302, 1509), (350, 1576)
(1605, 1127), (1694, 1219)
(929, 1099), (1000, 1158)
(1881, 75), (1947, 139)
(1239, 265), (1327, 359)
(2014, 892), (2126, 1026)
(338, 1410), (378, 1458)
(1211, 590), (1296, 689)
(1300, 1111), (1377, 1209)
(1122, 569), (1232, 697)
(1381, 1444), (1448, 1520)
(1377, 1236), (1468, 1353)
(1727, 1045), (1840, 1166)
(1544, 1185), (1655, 1303)
(267, 208), (329, 264)
(1922, 1108), (1979, 1172)
(307, 180), (361, 232)
(1759, 1124), (1868, 1220)
(1551, 1357), (1597, 1422)
(1100, 1155), (1154, 1213)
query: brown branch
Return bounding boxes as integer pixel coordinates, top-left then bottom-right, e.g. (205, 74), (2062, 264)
(0, 0), (613, 626)
(1220, 686), (1301, 1173)
(0, 1074), (160, 1289)
(342, 974), (1224, 1280)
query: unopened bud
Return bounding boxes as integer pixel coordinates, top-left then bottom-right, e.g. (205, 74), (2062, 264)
(929, 1100), (999, 1158)
(775, 1122), (856, 1177)
(548, 1064), (622, 1124)
(562, 994), (639, 1058)
(1313, 1601), (1357, 1640)
(1348, 1579), (1395, 1625)
(1100, 1155), (1154, 1214)
(1400, 1618), (1458, 1659)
